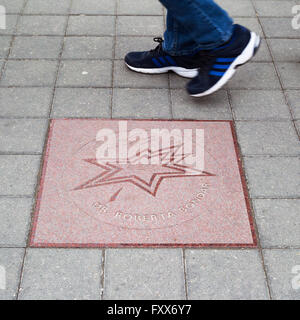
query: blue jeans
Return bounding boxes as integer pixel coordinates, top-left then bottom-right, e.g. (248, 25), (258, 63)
(159, 0), (233, 56)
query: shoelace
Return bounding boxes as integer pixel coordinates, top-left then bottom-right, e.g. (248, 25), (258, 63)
(150, 37), (164, 56)
(150, 37), (215, 72)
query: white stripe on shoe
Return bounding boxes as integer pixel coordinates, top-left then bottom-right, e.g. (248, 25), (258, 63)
(190, 32), (261, 97)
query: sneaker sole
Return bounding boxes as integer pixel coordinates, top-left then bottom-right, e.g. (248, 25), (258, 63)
(125, 63), (198, 79)
(190, 32), (261, 97)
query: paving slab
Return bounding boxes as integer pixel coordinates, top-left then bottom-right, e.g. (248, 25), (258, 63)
(0, 87), (52, 117)
(62, 37), (114, 60)
(0, 155), (40, 196)
(115, 36), (155, 60)
(0, 248), (25, 300)
(286, 90), (300, 120)
(185, 249), (269, 300)
(253, 0), (296, 17)
(252, 38), (272, 62)
(244, 156), (300, 198)
(113, 88), (171, 118)
(19, 249), (102, 300)
(30, 119), (255, 247)
(0, 0), (25, 14)
(0, 119), (48, 153)
(0, 15), (18, 35)
(1, 60), (58, 87)
(67, 16), (115, 36)
(263, 249), (300, 300)
(52, 88), (111, 118)
(260, 18), (300, 38)
(0, 36), (12, 58)
(116, 16), (164, 36)
(0, 198), (32, 247)
(171, 89), (232, 120)
(57, 60), (112, 87)
(104, 249), (185, 299)
(267, 39), (300, 62)
(235, 121), (300, 155)
(24, 0), (71, 14)
(10, 36), (63, 59)
(117, 0), (163, 15)
(114, 60), (169, 88)
(276, 63), (300, 90)
(17, 16), (68, 36)
(70, 0), (116, 15)
(254, 199), (300, 247)
(226, 63), (281, 89)
(230, 90), (291, 121)
(216, 0), (256, 17)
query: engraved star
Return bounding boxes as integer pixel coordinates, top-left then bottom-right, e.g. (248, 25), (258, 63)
(73, 144), (215, 199)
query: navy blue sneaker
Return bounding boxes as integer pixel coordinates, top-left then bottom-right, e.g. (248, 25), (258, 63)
(125, 37), (200, 78)
(187, 24), (260, 97)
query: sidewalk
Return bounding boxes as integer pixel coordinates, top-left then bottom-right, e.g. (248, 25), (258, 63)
(0, 0), (299, 300)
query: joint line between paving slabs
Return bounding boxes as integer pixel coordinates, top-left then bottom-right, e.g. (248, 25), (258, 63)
(48, 0), (73, 118)
(110, 1), (118, 119)
(227, 85), (272, 299)
(0, 0), (29, 83)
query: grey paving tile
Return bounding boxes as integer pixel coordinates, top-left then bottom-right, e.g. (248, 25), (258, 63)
(254, 199), (300, 247)
(0, 0), (25, 14)
(171, 89), (232, 120)
(71, 0), (116, 14)
(0, 248), (24, 300)
(276, 63), (300, 89)
(24, 0), (71, 14)
(19, 249), (102, 300)
(52, 88), (111, 118)
(67, 16), (115, 36)
(57, 60), (112, 87)
(263, 249), (300, 300)
(118, 0), (163, 15)
(260, 18), (299, 38)
(227, 63), (281, 89)
(0, 88), (52, 117)
(1, 60), (58, 86)
(268, 39), (300, 62)
(115, 36), (154, 59)
(0, 198), (32, 246)
(0, 155), (40, 196)
(62, 37), (113, 59)
(104, 249), (185, 300)
(252, 38), (272, 62)
(113, 88), (171, 119)
(244, 156), (300, 198)
(0, 36), (12, 58)
(116, 16), (164, 36)
(234, 17), (264, 37)
(235, 121), (299, 155)
(114, 60), (169, 88)
(230, 90), (291, 120)
(186, 250), (269, 300)
(215, 0), (256, 17)
(17, 15), (68, 36)
(0, 119), (48, 153)
(253, 0), (296, 17)
(0, 15), (18, 35)
(286, 90), (300, 119)
(10, 36), (63, 59)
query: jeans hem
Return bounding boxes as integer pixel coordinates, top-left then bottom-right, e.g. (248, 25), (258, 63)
(163, 30), (232, 56)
